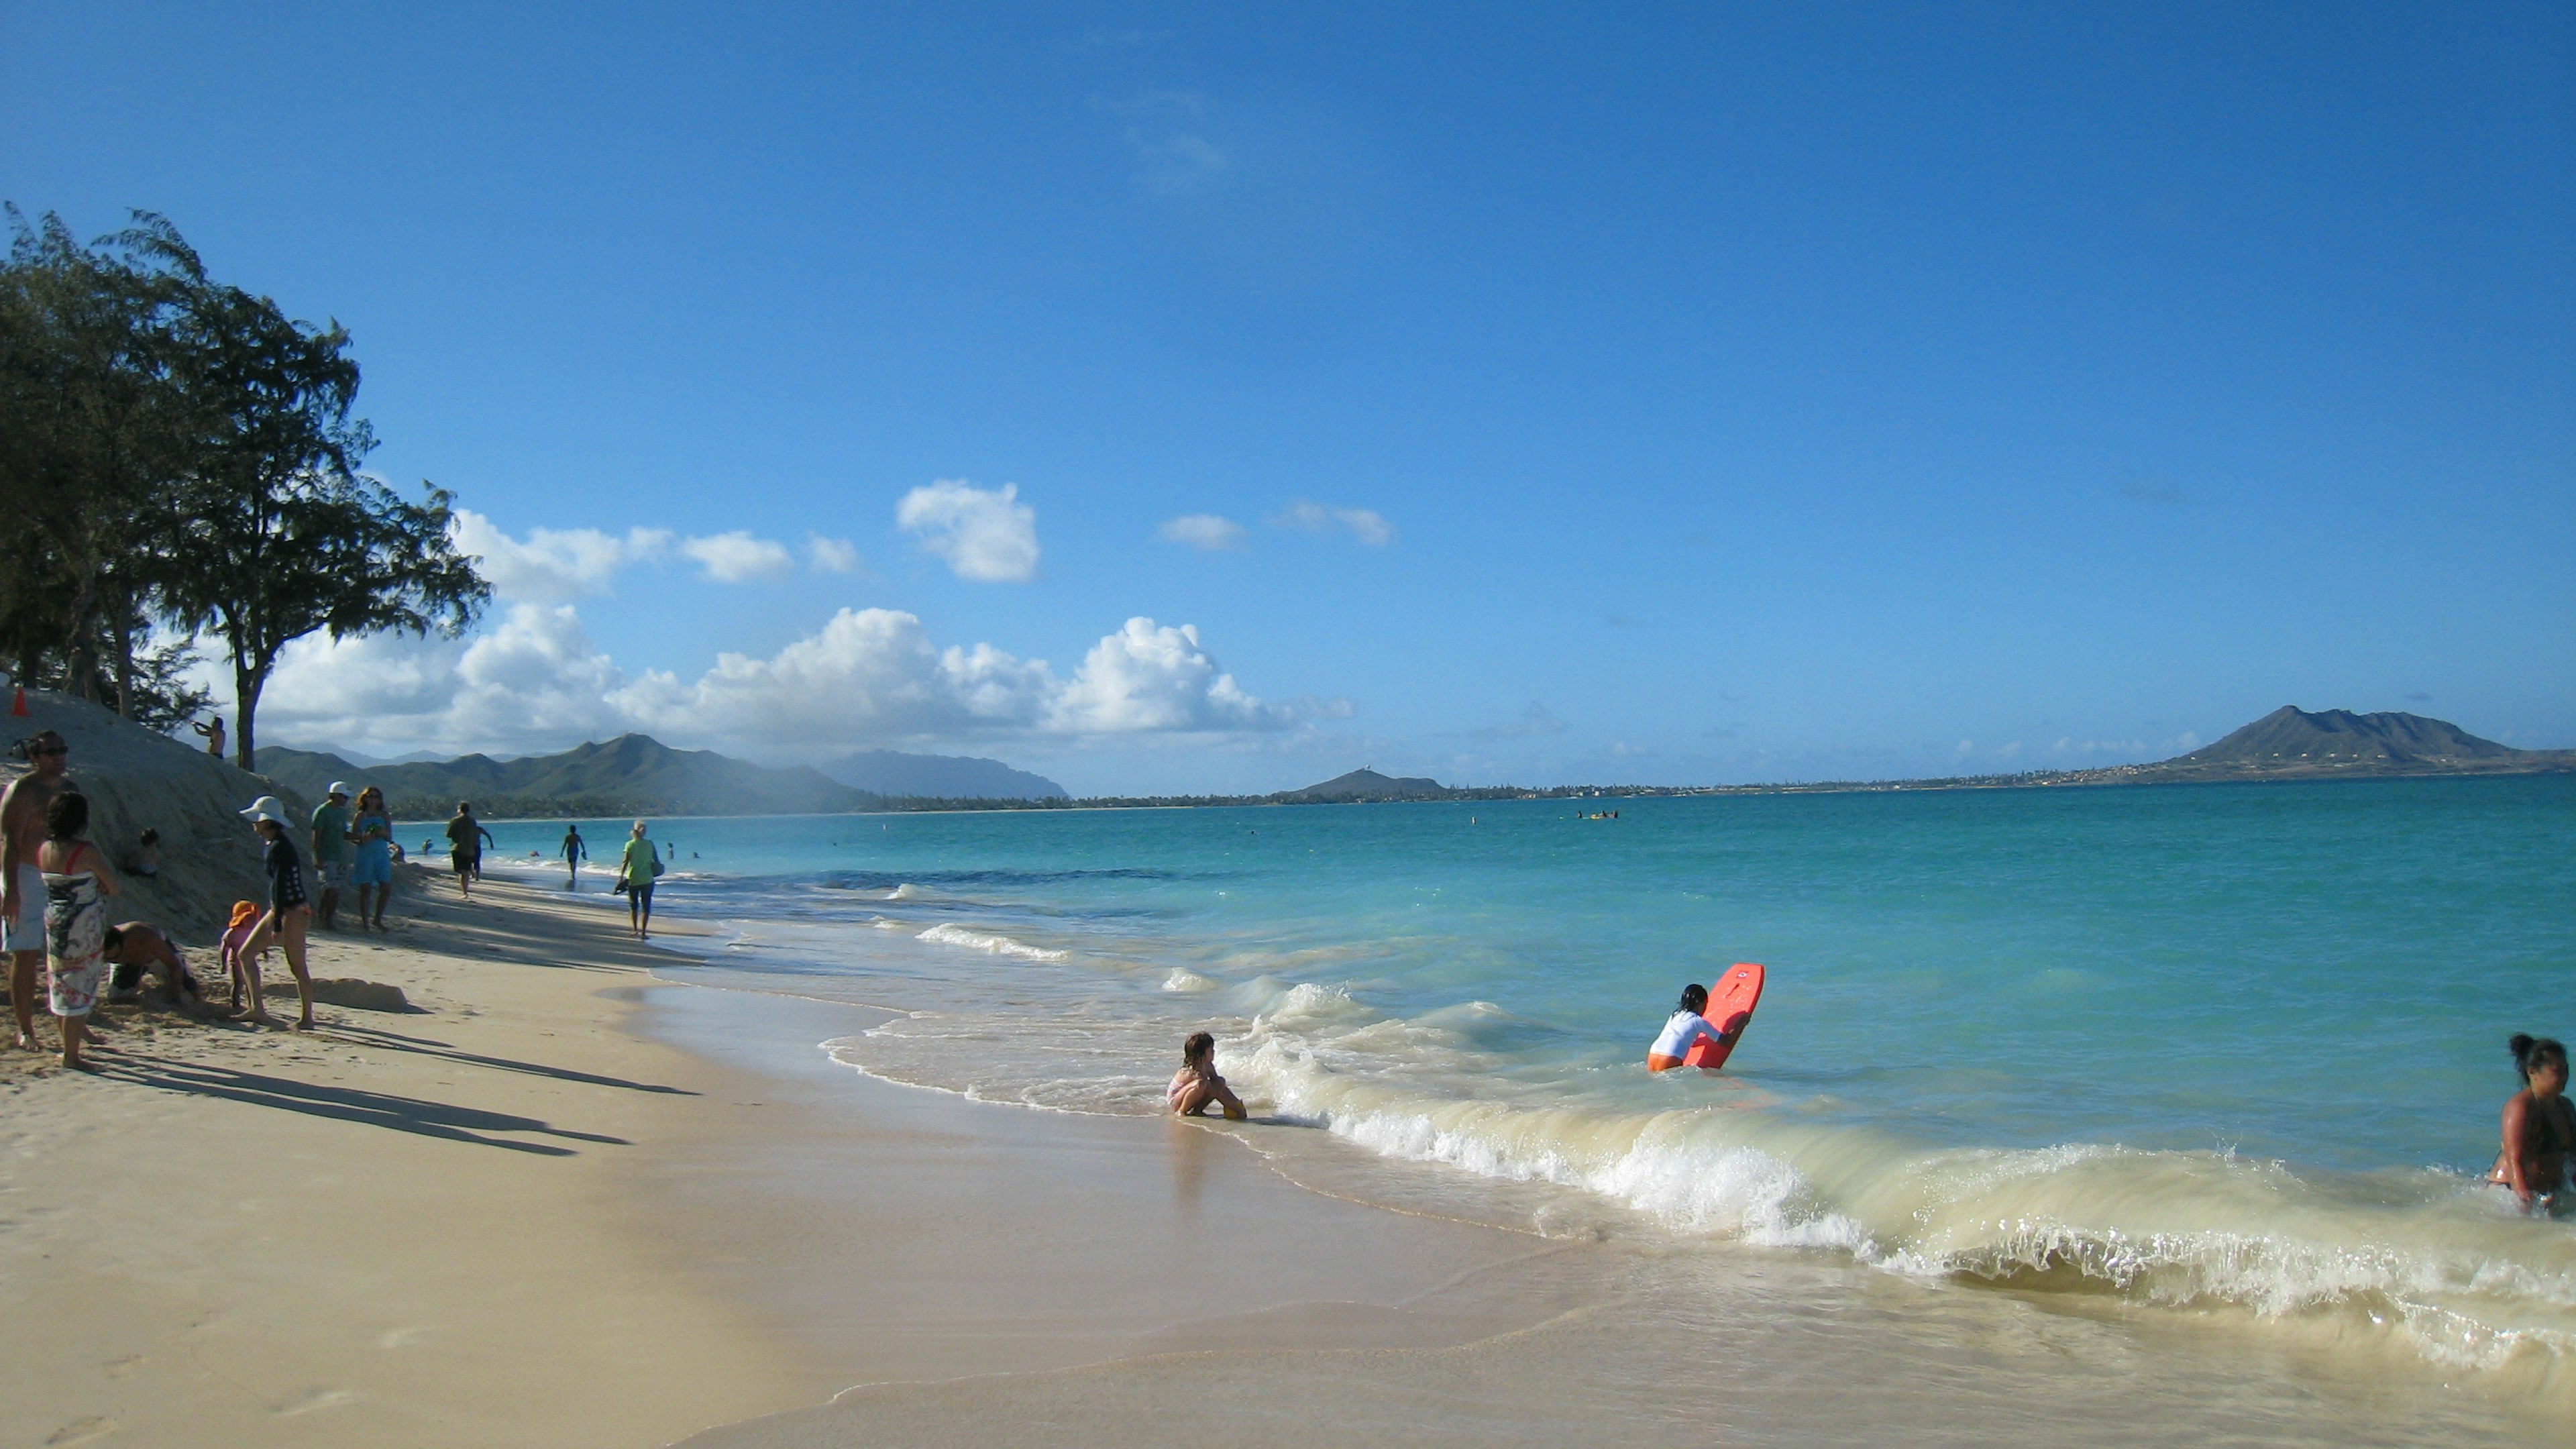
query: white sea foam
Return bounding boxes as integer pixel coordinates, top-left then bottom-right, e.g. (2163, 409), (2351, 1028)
(887, 883), (924, 900)
(914, 923), (1069, 961)
(1161, 969), (1218, 993)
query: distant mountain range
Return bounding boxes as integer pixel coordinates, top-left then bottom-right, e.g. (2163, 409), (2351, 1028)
(257, 734), (1066, 818)
(820, 749), (1067, 800)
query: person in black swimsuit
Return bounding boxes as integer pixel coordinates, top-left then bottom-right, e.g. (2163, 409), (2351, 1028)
(2490, 1034), (2571, 1212)
(237, 795), (316, 1030)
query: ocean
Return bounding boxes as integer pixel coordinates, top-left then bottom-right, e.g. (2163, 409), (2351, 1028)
(447, 774), (2574, 1426)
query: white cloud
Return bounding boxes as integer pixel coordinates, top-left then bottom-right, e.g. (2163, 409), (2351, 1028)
(898, 480), (1040, 582)
(681, 531), (797, 584)
(1269, 499), (1395, 547)
(453, 511), (802, 595)
(448, 509), (672, 603)
(242, 604), (1289, 761)
(807, 535), (862, 574)
(1044, 619), (1291, 733)
(1157, 513), (1248, 551)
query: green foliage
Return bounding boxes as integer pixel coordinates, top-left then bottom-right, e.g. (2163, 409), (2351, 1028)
(0, 206), (488, 758)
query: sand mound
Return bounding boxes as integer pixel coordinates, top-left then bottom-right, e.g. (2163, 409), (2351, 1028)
(304, 977), (415, 1012)
(0, 690), (311, 938)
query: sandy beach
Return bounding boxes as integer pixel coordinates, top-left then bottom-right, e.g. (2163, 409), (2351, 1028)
(0, 873), (1571, 1448)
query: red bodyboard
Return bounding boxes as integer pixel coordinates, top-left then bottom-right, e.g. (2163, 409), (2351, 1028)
(1680, 962), (1764, 1069)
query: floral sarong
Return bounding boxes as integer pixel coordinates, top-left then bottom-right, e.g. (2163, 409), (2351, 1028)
(42, 871), (103, 1018)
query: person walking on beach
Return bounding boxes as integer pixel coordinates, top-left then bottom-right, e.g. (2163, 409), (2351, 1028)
(561, 823), (586, 890)
(38, 791), (119, 1069)
(618, 820), (661, 938)
(190, 714), (225, 758)
(309, 782), (355, 930)
(2491, 1034), (2573, 1213)
(350, 786), (394, 930)
(237, 796), (315, 1030)
(445, 802), (494, 899)
(2, 730), (74, 1051)
(1167, 1031), (1246, 1120)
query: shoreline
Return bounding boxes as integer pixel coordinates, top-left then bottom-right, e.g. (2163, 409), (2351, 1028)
(2, 875), (2555, 1446)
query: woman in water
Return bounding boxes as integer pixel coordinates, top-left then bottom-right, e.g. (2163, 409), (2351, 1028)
(1167, 1031), (1246, 1120)
(1646, 983), (1734, 1071)
(2490, 1033), (2571, 1212)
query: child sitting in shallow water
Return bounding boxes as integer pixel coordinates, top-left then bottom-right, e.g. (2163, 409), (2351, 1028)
(1167, 1031), (1246, 1120)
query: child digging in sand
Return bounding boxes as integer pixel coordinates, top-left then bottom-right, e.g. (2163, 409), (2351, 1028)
(1167, 1031), (1246, 1120)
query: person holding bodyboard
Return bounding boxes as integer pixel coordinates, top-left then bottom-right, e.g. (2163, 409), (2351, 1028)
(1645, 965), (1764, 1071)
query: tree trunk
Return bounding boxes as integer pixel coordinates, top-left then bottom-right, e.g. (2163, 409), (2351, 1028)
(109, 598), (135, 720)
(231, 653), (262, 772)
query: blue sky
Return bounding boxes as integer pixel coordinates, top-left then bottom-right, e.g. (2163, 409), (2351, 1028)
(5, 3), (2569, 792)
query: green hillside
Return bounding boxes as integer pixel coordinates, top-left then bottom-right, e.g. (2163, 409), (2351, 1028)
(257, 735), (876, 818)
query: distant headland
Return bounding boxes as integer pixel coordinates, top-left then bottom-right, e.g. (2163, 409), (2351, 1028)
(247, 707), (2570, 818)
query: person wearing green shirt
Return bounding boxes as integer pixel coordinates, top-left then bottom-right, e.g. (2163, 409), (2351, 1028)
(309, 783), (356, 932)
(619, 820), (661, 939)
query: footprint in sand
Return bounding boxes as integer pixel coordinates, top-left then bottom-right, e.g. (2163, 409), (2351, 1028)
(272, 1387), (358, 1417)
(103, 1354), (142, 1379)
(42, 1418), (115, 1446)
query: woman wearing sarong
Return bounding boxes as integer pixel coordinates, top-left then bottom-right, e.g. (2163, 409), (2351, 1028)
(38, 791), (119, 1071)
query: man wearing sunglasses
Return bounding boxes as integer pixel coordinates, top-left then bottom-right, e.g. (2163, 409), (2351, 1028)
(1, 731), (73, 1051)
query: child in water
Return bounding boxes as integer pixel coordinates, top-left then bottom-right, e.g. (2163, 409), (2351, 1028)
(2491, 1033), (2572, 1213)
(1167, 1031), (1246, 1120)
(1646, 983), (1735, 1071)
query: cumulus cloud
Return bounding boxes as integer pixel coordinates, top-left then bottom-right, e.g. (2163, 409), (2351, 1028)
(681, 531), (797, 583)
(1269, 499), (1394, 547)
(453, 511), (810, 596)
(807, 535), (862, 574)
(899, 480), (1040, 582)
(246, 604), (1289, 760)
(1157, 514), (1248, 551)
(449, 509), (672, 603)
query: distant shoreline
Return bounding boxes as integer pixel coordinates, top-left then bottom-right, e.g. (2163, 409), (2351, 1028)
(408, 760), (2573, 824)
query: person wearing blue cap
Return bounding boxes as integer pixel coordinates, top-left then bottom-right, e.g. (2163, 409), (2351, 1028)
(310, 782), (355, 931)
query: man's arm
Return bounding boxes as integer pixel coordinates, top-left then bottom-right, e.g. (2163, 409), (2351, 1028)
(0, 779), (25, 920)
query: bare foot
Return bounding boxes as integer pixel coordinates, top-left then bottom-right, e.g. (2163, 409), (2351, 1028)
(244, 1010), (283, 1029)
(62, 1055), (94, 1072)
(295, 1018), (314, 1032)
(13, 1032), (34, 1051)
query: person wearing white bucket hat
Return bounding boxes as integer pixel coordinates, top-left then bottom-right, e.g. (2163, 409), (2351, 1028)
(309, 782), (355, 931)
(237, 795), (315, 1029)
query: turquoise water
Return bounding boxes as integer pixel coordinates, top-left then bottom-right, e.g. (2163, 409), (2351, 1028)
(446, 775), (2575, 1384)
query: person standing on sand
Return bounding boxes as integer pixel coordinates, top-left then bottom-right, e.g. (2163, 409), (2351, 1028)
(38, 791), (119, 1069)
(350, 786), (394, 930)
(190, 714), (225, 758)
(237, 796), (315, 1030)
(618, 820), (661, 938)
(445, 802), (494, 899)
(561, 823), (586, 890)
(309, 782), (354, 930)
(2491, 1034), (2573, 1213)
(1, 730), (74, 1051)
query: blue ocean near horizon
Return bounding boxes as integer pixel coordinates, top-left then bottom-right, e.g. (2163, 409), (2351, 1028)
(436, 773), (2576, 1379)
